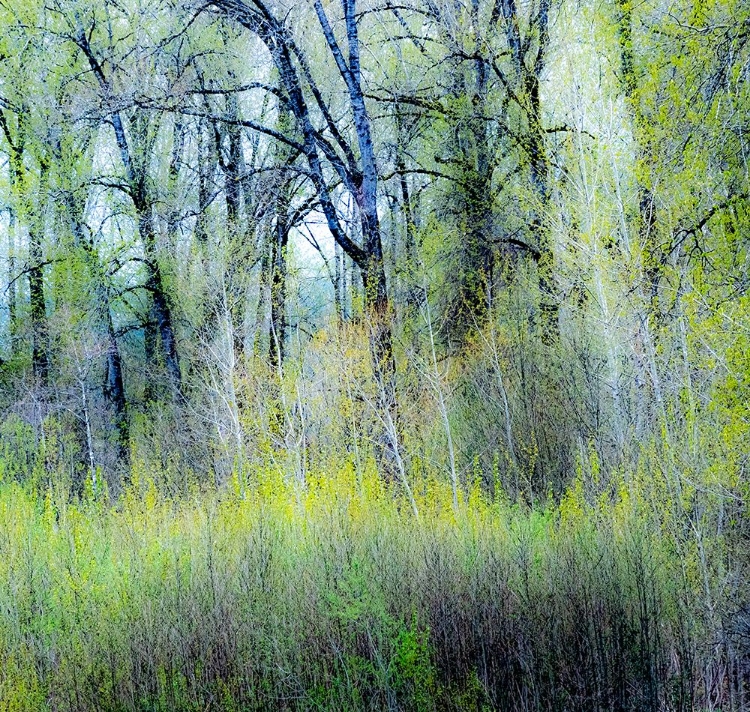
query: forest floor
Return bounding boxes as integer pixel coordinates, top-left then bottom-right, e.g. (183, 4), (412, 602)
(0, 462), (744, 711)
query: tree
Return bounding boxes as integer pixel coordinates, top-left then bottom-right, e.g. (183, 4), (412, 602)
(204, 0), (400, 465)
(0, 68), (50, 384)
(61, 3), (183, 397)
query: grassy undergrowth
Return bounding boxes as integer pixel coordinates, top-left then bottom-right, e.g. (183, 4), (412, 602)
(0, 461), (746, 711)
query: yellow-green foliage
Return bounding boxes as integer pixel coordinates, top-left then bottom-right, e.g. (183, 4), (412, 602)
(0, 461), (732, 711)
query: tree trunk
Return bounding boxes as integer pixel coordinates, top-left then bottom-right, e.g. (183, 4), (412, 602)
(219, 95), (249, 359)
(615, 0), (660, 308)
(269, 211), (289, 372)
(526, 69), (559, 341)
(494, 0), (558, 340)
(136, 196), (182, 396)
(105, 309), (129, 464)
(29, 162), (49, 387)
(394, 106), (419, 308)
(166, 118), (185, 253)
(76, 31), (182, 398)
(196, 118), (212, 247)
(28, 224), (48, 387)
(7, 207), (17, 349)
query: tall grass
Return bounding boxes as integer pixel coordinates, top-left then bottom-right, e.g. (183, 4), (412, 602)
(0, 459), (744, 711)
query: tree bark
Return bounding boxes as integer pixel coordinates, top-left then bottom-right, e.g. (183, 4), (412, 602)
(217, 93), (249, 359)
(29, 160), (49, 387)
(75, 29), (182, 397)
(0, 109), (49, 380)
(269, 211), (289, 372)
(490, 0), (558, 340)
(196, 117), (212, 247)
(28, 222), (48, 387)
(209, 0), (399, 471)
(7, 207), (17, 348)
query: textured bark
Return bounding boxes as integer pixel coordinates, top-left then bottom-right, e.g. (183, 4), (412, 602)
(210, 0), (398, 471)
(0, 109), (47, 374)
(28, 156), (50, 386)
(75, 29), (182, 396)
(334, 239), (344, 321)
(217, 93), (248, 358)
(223, 103), (243, 238)
(462, 0), (495, 330)
(498, 0), (558, 340)
(28, 223), (48, 386)
(7, 208), (17, 347)
(269, 213), (289, 372)
(167, 118), (185, 252)
(525, 68), (558, 341)
(135, 192), (182, 396)
(196, 118), (212, 247)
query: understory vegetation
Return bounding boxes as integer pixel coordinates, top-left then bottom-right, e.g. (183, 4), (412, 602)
(0, 457), (746, 712)
(0, 0), (749, 708)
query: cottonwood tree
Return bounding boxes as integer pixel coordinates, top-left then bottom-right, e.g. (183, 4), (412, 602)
(200, 0), (402, 468)
(0, 33), (50, 386)
(55, 1), (183, 397)
(368, 0), (562, 342)
(1, 2), (133, 468)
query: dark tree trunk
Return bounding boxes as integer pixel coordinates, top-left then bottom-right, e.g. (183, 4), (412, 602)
(218, 94), (249, 359)
(394, 106), (419, 307)
(0, 109), (48, 376)
(211, 0), (399, 474)
(269, 214), (289, 372)
(76, 31), (182, 397)
(223, 108), (243, 238)
(7, 207), (17, 348)
(28, 224), (48, 387)
(196, 118), (212, 247)
(135, 190), (182, 397)
(29, 160), (49, 386)
(143, 302), (158, 403)
(145, 232), (181, 392)
(253, 231), (273, 357)
(334, 239), (344, 322)
(167, 118), (185, 252)
(465, 0), (495, 330)
(497, 0), (558, 340)
(526, 69), (559, 341)
(105, 309), (129, 463)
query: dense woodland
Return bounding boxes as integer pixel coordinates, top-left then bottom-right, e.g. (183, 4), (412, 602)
(0, 0), (748, 709)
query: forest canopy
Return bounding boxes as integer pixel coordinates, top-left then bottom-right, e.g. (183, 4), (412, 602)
(0, 0), (748, 709)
